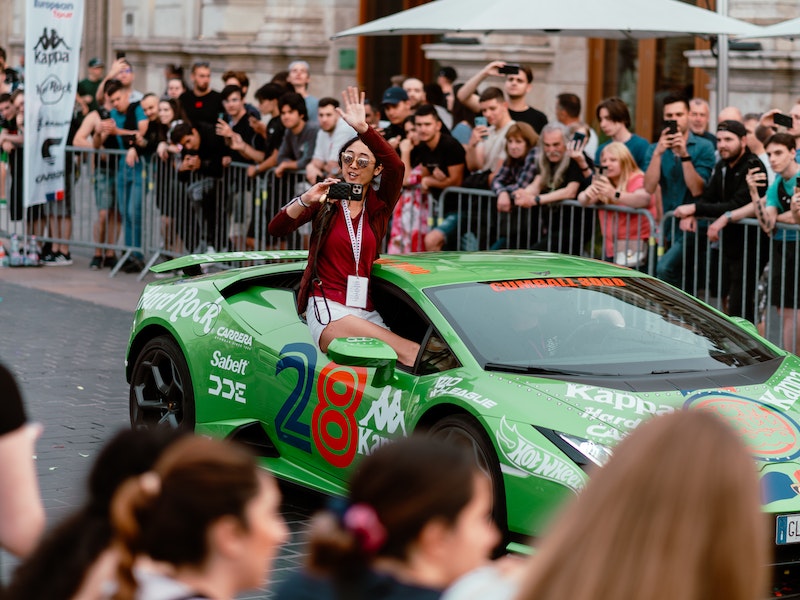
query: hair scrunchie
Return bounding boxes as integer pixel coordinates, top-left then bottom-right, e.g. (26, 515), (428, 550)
(343, 503), (387, 553)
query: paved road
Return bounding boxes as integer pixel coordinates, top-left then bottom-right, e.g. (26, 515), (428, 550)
(0, 263), (314, 598)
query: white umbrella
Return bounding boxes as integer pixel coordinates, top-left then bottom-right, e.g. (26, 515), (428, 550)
(739, 17), (800, 39)
(332, 0), (763, 40)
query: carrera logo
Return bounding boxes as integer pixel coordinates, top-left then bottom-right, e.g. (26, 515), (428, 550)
(210, 350), (249, 375)
(215, 326), (252, 348)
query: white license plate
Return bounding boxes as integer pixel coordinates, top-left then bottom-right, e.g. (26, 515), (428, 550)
(776, 514), (800, 544)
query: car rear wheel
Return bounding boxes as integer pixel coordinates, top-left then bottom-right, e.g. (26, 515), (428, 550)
(130, 335), (195, 431)
(428, 414), (507, 541)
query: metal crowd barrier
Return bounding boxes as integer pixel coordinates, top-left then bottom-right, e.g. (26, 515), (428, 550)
(658, 211), (800, 353)
(435, 187), (658, 275)
(3, 146), (799, 353)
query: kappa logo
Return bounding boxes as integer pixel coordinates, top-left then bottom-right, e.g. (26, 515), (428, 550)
(358, 386), (406, 456)
(33, 27), (71, 65)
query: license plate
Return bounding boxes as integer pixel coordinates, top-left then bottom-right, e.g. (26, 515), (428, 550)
(776, 514), (800, 544)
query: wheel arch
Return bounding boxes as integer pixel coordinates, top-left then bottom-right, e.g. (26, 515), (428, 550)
(127, 324), (184, 382)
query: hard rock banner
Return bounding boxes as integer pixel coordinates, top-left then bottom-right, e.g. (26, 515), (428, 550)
(24, 0), (84, 207)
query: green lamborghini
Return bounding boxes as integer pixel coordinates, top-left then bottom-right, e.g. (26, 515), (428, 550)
(126, 249), (800, 563)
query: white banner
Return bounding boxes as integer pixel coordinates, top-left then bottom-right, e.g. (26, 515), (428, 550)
(24, 0), (84, 208)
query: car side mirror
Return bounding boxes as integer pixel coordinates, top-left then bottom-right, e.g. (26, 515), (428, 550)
(326, 337), (397, 387)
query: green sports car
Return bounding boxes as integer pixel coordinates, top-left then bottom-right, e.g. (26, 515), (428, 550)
(126, 249), (800, 564)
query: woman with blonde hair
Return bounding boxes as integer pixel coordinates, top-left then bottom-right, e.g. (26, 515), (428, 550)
(514, 410), (768, 600)
(578, 141), (657, 267)
(110, 436), (288, 600)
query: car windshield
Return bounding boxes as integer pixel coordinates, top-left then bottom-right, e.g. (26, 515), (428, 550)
(426, 276), (779, 376)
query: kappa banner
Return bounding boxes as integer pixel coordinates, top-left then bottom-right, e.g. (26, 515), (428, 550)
(24, 0), (84, 208)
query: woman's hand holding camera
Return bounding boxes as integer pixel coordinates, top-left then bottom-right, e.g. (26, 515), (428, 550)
(304, 177), (342, 205)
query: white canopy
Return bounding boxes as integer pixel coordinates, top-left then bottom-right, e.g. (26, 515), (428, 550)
(332, 0), (763, 40)
(739, 17), (800, 39)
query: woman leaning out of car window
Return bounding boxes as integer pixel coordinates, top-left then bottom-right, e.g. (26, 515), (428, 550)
(268, 86), (420, 367)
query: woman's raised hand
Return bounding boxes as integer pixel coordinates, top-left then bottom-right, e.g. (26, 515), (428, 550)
(337, 86), (369, 134)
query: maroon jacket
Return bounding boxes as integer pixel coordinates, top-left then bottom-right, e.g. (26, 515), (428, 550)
(268, 126), (404, 313)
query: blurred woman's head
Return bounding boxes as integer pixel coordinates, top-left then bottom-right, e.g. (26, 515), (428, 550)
(307, 435), (498, 588)
(111, 436), (288, 600)
(516, 410), (767, 600)
(600, 141), (640, 185)
(505, 121), (538, 161)
(158, 97), (186, 127)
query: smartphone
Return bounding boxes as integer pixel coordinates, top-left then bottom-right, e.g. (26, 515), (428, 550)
(498, 64), (521, 75)
(596, 164), (607, 176)
(572, 131), (586, 144)
(218, 112), (225, 121)
(747, 155), (763, 171)
(474, 116), (488, 127)
(116, 51), (126, 60)
(663, 119), (678, 135)
(775, 113), (794, 128)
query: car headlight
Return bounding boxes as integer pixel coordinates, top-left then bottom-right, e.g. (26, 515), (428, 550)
(534, 426), (614, 469)
(557, 433), (613, 467)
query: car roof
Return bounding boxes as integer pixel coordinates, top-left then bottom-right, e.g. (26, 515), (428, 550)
(373, 250), (650, 290)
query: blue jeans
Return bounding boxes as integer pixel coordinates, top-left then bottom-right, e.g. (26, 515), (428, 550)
(116, 161), (145, 258)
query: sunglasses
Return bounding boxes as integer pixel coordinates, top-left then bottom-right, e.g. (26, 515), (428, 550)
(341, 152), (374, 169)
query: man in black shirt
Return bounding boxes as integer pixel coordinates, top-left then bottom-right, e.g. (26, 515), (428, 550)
(180, 62), (223, 128)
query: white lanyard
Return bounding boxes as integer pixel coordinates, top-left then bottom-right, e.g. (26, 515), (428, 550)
(341, 200), (364, 276)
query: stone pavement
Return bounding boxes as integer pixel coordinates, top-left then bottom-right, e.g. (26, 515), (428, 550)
(0, 251), (313, 598)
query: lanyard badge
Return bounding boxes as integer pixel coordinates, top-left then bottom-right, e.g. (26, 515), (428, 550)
(343, 200), (369, 308)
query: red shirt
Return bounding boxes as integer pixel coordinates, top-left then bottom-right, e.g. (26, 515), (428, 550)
(313, 204), (378, 310)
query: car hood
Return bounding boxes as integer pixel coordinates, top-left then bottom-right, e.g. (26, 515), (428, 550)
(484, 357), (800, 510)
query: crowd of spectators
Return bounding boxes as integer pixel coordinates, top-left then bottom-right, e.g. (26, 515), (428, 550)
(6, 49), (800, 347)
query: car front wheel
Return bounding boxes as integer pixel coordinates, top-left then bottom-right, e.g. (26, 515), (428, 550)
(129, 335), (195, 431)
(428, 414), (507, 540)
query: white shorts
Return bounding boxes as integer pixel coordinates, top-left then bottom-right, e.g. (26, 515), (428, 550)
(306, 297), (389, 347)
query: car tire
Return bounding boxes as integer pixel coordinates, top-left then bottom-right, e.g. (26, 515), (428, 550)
(129, 335), (196, 431)
(428, 414), (508, 541)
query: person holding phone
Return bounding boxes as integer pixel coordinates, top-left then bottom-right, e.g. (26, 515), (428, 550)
(456, 60), (547, 134)
(269, 87), (421, 367)
(671, 120), (768, 322)
(643, 93), (715, 292)
(555, 93), (598, 159)
(751, 132), (800, 351)
(578, 142), (655, 268)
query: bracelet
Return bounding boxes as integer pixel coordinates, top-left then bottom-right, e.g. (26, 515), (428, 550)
(534, 195), (541, 206)
(614, 190), (621, 201)
(724, 210), (733, 221)
(292, 196), (309, 209)
(680, 155), (692, 163)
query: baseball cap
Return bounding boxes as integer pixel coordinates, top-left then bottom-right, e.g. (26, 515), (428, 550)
(88, 57), (104, 68)
(381, 86), (408, 106)
(717, 119), (747, 138)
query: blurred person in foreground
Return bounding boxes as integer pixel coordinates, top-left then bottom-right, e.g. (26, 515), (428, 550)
(111, 435), (288, 600)
(0, 364), (45, 559)
(8, 428), (183, 599)
(274, 435), (499, 600)
(508, 410), (766, 600)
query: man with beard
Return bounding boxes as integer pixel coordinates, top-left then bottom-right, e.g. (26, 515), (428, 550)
(672, 120), (768, 322)
(403, 77), (452, 129)
(180, 61), (223, 128)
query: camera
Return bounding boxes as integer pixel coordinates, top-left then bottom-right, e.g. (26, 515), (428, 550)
(498, 64), (520, 75)
(663, 119), (678, 135)
(328, 182), (364, 201)
(775, 113), (794, 128)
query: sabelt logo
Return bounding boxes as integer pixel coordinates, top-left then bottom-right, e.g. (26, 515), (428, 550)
(210, 350), (249, 375)
(216, 326), (253, 347)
